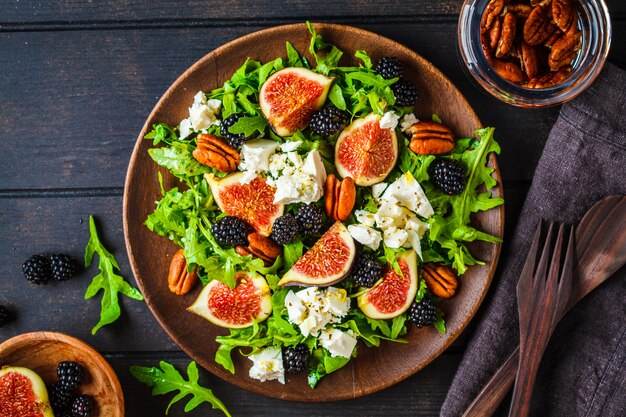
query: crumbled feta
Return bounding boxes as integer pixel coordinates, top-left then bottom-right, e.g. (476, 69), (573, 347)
(371, 182), (388, 199)
(187, 91), (221, 131)
(280, 140), (302, 152)
(248, 347), (285, 384)
(400, 113), (419, 132)
(266, 149), (326, 204)
(355, 210), (376, 227)
(319, 328), (358, 358)
(238, 139), (280, 184)
(179, 118), (193, 139)
(383, 226), (409, 248)
(284, 287), (350, 338)
(380, 111), (400, 130)
(348, 224), (382, 250)
(380, 172), (434, 218)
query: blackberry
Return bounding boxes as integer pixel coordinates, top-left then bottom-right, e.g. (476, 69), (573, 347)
(71, 394), (95, 417)
(408, 298), (437, 328)
(283, 344), (310, 373)
(49, 382), (74, 412)
(50, 254), (77, 281)
(392, 80), (420, 106)
(351, 253), (384, 288)
(270, 214), (301, 245)
(295, 204), (324, 236)
(57, 361), (83, 391)
(376, 56), (404, 80)
(0, 305), (13, 327)
(309, 106), (349, 137)
(211, 216), (250, 247)
(430, 159), (466, 195)
(220, 113), (255, 149)
(57, 410), (74, 417)
(22, 255), (51, 285)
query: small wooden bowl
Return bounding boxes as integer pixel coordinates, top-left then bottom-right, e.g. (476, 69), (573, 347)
(0, 332), (124, 416)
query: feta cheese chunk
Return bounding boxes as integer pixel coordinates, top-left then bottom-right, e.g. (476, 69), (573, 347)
(381, 172), (434, 218)
(188, 91), (221, 131)
(355, 210), (376, 227)
(319, 328), (357, 358)
(238, 139), (280, 184)
(179, 118), (193, 139)
(248, 347), (285, 384)
(400, 113), (419, 132)
(280, 140), (302, 152)
(348, 224), (383, 250)
(284, 287), (351, 338)
(267, 149), (326, 204)
(380, 111), (400, 130)
(383, 226), (409, 248)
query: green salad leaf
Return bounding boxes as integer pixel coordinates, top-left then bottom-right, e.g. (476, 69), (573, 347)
(130, 361), (231, 417)
(84, 216), (143, 335)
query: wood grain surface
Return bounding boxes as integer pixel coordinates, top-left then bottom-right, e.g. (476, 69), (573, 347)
(0, 1), (624, 415)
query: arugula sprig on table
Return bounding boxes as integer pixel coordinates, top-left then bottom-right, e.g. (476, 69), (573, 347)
(130, 361), (231, 417)
(84, 215), (144, 335)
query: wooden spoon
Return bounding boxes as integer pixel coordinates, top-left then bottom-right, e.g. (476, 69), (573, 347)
(462, 195), (626, 417)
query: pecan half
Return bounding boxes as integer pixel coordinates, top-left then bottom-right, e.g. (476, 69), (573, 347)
(523, 66), (573, 88)
(544, 28), (564, 47)
(523, 5), (555, 46)
(552, 0), (575, 32)
(520, 41), (540, 79)
(167, 249), (198, 295)
(548, 28), (582, 71)
(495, 12), (517, 58)
(192, 133), (239, 173)
(422, 263), (458, 299)
(481, 0), (506, 34)
(407, 121), (455, 155)
(488, 16), (503, 50)
(237, 233), (283, 266)
(492, 59), (526, 84)
(324, 174), (356, 222)
(506, 3), (532, 18)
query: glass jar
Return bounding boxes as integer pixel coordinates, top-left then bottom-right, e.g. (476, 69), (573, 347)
(458, 0), (612, 107)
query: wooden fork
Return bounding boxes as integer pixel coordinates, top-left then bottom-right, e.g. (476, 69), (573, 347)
(508, 222), (575, 417)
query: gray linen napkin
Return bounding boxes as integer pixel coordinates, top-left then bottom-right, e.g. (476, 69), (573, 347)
(441, 62), (626, 417)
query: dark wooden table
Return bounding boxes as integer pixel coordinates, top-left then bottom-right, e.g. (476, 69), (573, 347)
(1, 1), (624, 416)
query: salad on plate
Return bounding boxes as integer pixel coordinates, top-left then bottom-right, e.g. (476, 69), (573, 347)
(144, 23), (503, 388)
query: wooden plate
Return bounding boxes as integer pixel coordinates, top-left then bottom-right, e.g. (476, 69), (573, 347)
(123, 23), (504, 401)
(0, 331), (124, 416)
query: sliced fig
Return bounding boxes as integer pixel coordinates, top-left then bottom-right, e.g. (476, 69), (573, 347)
(357, 250), (418, 319)
(335, 113), (398, 186)
(188, 272), (272, 329)
(205, 172), (284, 236)
(0, 366), (54, 417)
(259, 67), (333, 137)
(278, 222), (356, 286)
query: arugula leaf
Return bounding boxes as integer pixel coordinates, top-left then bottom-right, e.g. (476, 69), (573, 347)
(285, 41), (304, 67)
(354, 50), (373, 69)
(148, 141), (211, 182)
(433, 309), (446, 334)
(227, 115), (267, 137)
(307, 348), (351, 388)
(306, 21), (343, 74)
(283, 240), (304, 271)
(84, 216), (143, 335)
(145, 123), (179, 146)
(130, 361), (231, 417)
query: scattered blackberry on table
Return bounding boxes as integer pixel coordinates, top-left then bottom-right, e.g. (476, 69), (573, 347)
(220, 113), (255, 149)
(295, 204), (324, 236)
(22, 255), (51, 285)
(376, 56), (404, 80)
(49, 382), (74, 412)
(71, 394), (95, 417)
(430, 159), (466, 195)
(309, 106), (349, 137)
(392, 80), (420, 106)
(50, 254), (77, 281)
(270, 214), (301, 245)
(283, 344), (310, 373)
(351, 252), (384, 288)
(408, 298), (438, 328)
(211, 216), (250, 247)
(0, 305), (13, 327)
(57, 361), (83, 391)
